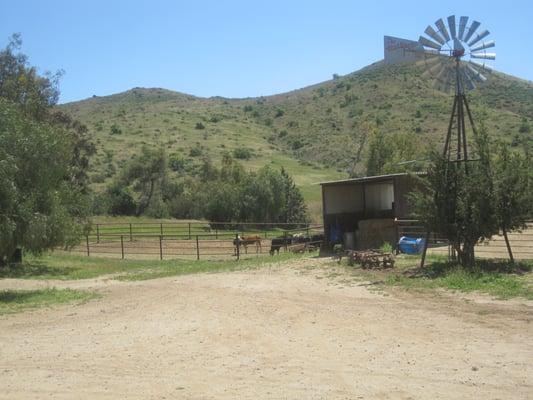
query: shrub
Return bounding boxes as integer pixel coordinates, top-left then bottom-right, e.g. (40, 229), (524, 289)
(189, 146), (202, 157)
(233, 148), (252, 160)
(110, 124), (122, 135)
(195, 122), (205, 130)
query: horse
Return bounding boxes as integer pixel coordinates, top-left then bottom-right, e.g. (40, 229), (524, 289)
(233, 235), (262, 255)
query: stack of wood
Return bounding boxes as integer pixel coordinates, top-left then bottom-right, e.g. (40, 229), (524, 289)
(344, 250), (395, 269)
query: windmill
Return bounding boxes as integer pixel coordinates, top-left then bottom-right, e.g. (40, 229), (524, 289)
(415, 15), (496, 267)
(417, 15), (496, 163)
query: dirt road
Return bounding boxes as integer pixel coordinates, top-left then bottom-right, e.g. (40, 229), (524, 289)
(0, 258), (531, 399)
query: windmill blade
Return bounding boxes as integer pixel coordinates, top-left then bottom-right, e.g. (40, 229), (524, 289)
(471, 51), (496, 60)
(424, 25), (446, 45)
(423, 60), (447, 79)
(463, 20), (481, 43)
(469, 60), (493, 73)
(460, 67), (476, 90)
(458, 16), (469, 40)
(470, 40), (495, 52)
(447, 15), (457, 39)
(419, 36), (442, 50)
(468, 29), (490, 46)
(466, 64), (488, 82)
(435, 18), (451, 42)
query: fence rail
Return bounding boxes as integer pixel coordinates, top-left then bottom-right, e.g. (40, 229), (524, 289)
(88, 221), (321, 243)
(394, 219), (533, 260)
(67, 225), (324, 261)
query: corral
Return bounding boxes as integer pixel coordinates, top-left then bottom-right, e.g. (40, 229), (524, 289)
(65, 222), (324, 260)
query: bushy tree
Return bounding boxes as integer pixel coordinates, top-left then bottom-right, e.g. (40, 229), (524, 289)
(0, 100), (90, 263)
(119, 147), (168, 216)
(410, 127), (531, 267)
(0, 35), (93, 264)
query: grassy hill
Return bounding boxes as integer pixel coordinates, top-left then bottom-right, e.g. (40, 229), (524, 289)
(61, 62), (533, 220)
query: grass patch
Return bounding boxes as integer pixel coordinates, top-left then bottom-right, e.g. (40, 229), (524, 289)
(0, 252), (313, 281)
(0, 288), (98, 315)
(115, 252), (313, 281)
(338, 255), (533, 300)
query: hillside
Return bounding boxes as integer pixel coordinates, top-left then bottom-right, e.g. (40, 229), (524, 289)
(61, 62), (533, 218)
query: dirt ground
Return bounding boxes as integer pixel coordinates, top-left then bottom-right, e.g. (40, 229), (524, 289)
(0, 258), (531, 399)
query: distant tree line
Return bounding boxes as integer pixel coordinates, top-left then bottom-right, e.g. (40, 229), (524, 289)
(93, 150), (309, 224)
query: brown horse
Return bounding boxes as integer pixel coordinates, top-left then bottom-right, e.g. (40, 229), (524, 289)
(233, 235), (262, 255)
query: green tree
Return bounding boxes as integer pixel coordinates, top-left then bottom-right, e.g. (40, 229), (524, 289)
(119, 147), (168, 216)
(0, 35), (93, 264)
(281, 167), (308, 223)
(492, 143), (533, 262)
(365, 129), (391, 176)
(0, 100), (90, 264)
(409, 127), (531, 268)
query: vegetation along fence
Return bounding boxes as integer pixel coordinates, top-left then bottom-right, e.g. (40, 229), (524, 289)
(66, 222), (324, 260)
(395, 219), (533, 260)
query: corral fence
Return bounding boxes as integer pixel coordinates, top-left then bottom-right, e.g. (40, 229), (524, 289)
(66, 222), (324, 260)
(89, 221), (317, 243)
(395, 219), (533, 260)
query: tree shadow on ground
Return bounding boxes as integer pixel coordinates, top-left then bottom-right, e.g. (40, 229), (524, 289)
(403, 259), (532, 279)
(0, 262), (75, 279)
(0, 290), (41, 303)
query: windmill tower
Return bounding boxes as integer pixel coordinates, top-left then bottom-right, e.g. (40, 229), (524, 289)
(416, 16), (496, 266)
(418, 15), (496, 163)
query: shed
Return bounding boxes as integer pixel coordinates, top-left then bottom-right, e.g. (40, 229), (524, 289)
(320, 172), (424, 249)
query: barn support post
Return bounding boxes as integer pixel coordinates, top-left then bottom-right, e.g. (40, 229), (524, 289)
(129, 223), (133, 241)
(196, 235), (200, 260)
(159, 235), (163, 260)
(96, 224), (100, 244)
(86, 235), (90, 257)
(120, 235), (124, 260)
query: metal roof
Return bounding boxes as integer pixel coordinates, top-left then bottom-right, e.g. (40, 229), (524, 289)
(319, 172), (425, 186)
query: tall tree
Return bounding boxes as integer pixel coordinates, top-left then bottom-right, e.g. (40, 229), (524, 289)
(0, 35), (93, 264)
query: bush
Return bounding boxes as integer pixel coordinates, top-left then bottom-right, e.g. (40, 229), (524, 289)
(169, 154), (185, 171)
(233, 148), (252, 160)
(195, 122), (205, 130)
(110, 124), (122, 135)
(189, 146), (202, 157)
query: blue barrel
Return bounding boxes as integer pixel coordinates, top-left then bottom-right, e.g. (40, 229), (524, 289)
(398, 236), (425, 255)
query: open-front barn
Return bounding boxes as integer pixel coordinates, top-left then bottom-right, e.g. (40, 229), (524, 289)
(320, 172), (424, 249)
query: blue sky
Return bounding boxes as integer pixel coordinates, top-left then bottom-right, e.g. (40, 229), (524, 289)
(1, 0), (532, 103)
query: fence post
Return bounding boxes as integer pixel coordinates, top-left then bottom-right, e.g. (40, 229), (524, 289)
(215, 228), (218, 239)
(196, 235), (200, 260)
(235, 233), (240, 261)
(160, 223), (163, 236)
(86, 235), (90, 257)
(96, 224), (100, 244)
(121, 235), (124, 260)
(129, 223), (133, 241)
(284, 231), (288, 252)
(188, 223), (191, 240)
(159, 235), (163, 260)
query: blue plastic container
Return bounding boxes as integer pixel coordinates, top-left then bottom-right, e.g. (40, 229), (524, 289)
(398, 236), (426, 255)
